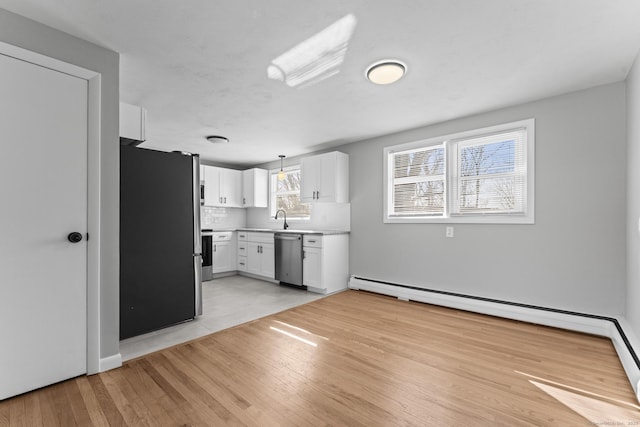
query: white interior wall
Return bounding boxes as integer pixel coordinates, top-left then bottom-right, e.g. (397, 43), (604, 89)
(626, 52), (640, 334)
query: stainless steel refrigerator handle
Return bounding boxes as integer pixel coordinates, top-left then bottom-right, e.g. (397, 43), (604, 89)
(192, 155), (203, 317)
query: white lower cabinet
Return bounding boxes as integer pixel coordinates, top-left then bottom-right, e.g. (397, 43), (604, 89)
(246, 232), (275, 279)
(303, 234), (349, 294)
(237, 231), (248, 272)
(302, 246), (322, 288)
(212, 232), (236, 273)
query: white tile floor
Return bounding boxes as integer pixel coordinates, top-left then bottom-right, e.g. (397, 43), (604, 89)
(119, 275), (324, 361)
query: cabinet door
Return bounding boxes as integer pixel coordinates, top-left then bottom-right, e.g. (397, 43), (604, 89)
(303, 246), (322, 287)
(213, 241), (234, 273)
(316, 153), (336, 202)
(260, 242), (275, 279)
(242, 169), (268, 208)
(247, 242), (262, 275)
(203, 165), (222, 206)
(242, 169), (254, 207)
(300, 156), (318, 202)
(220, 169), (242, 207)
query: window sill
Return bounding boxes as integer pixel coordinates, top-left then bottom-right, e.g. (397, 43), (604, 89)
(383, 214), (534, 225)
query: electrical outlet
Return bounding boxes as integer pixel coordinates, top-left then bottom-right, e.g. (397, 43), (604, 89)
(446, 226), (454, 238)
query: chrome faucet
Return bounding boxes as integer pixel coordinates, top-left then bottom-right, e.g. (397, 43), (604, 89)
(275, 209), (289, 230)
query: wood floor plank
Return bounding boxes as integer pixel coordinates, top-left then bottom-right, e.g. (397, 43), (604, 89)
(74, 376), (110, 427)
(146, 352), (245, 426)
(1, 289), (639, 425)
(85, 374), (127, 427)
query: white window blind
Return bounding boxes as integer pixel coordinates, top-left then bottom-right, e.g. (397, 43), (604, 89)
(453, 129), (526, 215)
(389, 144), (445, 217)
(383, 118), (534, 224)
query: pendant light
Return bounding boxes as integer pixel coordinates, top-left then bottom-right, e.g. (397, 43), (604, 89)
(277, 155), (286, 180)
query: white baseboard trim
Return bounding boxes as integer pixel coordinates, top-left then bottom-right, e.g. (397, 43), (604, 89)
(349, 275), (640, 404)
(98, 353), (122, 373)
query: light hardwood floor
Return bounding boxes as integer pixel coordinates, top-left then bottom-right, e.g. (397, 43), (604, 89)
(2, 290), (639, 426)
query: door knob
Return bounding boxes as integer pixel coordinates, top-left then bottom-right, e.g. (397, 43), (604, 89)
(67, 232), (83, 243)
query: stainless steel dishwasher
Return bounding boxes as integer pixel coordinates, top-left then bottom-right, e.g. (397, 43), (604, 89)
(274, 233), (304, 288)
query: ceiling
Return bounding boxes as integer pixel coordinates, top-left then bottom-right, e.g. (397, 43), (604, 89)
(2, 1), (640, 167)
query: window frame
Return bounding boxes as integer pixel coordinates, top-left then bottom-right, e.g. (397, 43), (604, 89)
(269, 165), (311, 221)
(383, 119), (535, 224)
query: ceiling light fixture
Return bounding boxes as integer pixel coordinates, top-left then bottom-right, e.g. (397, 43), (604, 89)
(206, 135), (229, 143)
(366, 60), (406, 85)
(277, 155), (286, 180)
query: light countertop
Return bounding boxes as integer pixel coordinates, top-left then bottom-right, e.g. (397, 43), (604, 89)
(203, 228), (349, 235)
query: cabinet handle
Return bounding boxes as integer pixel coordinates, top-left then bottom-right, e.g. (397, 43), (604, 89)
(243, 197), (246, 205)
(308, 239), (316, 243)
(316, 190), (319, 199)
(224, 197), (227, 203)
(312, 191), (316, 199)
(239, 262), (245, 266)
(219, 197), (222, 203)
(214, 244), (217, 252)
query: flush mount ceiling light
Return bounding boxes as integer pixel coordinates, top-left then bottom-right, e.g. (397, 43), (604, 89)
(277, 155), (286, 180)
(206, 135), (229, 143)
(366, 60), (406, 85)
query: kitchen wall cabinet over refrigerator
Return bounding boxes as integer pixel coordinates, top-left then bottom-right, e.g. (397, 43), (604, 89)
(300, 151), (349, 203)
(203, 165), (242, 207)
(242, 168), (268, 207)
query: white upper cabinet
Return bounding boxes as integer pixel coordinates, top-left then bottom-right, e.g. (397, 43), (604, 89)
(119, 102), (146, 143)
(203, 165), (242, 207)
(242, 168), (268, 208)
(300, 151), (349, 203)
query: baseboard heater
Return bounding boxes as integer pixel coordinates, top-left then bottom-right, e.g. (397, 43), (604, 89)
(349, 275), (640, 402)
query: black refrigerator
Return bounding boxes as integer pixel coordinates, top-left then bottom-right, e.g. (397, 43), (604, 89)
(120, 145), (202, 340)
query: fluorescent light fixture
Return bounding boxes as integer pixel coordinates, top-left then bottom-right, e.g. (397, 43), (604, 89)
(206, 135), (229, 143)
(267, 14), (357, 88)
(366, 60), (406, 85)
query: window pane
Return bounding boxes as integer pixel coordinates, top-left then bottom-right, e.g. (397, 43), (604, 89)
(458, 175), (524, 213)
(460, 140), (515, 177)
(275, 194), (310, 217)
(393, 180), (444, 215)
(391, 144), (445, 217)
(271, 167), (310, 219)
(394, 147), (444, 178)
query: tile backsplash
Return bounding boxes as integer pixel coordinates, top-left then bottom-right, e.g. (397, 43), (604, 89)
(200, 207), (246, 230)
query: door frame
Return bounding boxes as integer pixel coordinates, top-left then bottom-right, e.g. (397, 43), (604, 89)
(0, 41), (102, 374)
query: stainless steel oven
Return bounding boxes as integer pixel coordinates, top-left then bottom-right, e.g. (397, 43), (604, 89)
(202, 229), (213, 281)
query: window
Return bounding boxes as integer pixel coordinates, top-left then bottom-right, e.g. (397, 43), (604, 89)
(270, 166), (310, 219)
(384, 119), (534, 224)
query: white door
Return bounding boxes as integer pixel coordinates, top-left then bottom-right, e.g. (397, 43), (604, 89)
(0, 52), (87, 400)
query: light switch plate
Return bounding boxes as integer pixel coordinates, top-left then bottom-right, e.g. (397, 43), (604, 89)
(446, 226), (454, 238)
